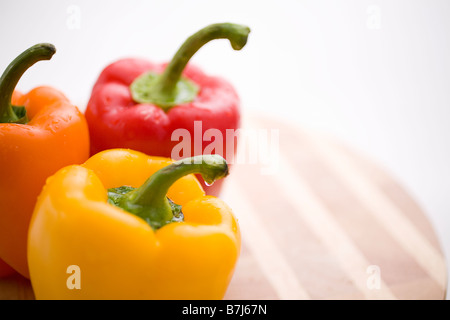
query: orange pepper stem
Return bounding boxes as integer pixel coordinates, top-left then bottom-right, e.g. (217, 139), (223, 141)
(109, 154), (229, 230)
(0, 43), (56, 123)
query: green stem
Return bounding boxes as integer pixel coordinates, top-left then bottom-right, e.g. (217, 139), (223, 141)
(0, 43), (56, 124)
(130, 23), (250, 110)
(155, 23), (250, 97)
(109, 154), (229, 230)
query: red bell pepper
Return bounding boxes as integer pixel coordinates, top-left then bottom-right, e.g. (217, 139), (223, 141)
(85, 23), (250, 196)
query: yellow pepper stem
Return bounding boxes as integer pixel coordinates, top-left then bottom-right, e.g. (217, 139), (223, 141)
(109, 154), (229, 230)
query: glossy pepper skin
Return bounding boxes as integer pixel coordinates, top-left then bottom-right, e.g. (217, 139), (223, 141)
(0, 258), (15, 278)
(28, 149), (240, 300)
(0, 44), (90, 278)
(85, 23), (250, 197)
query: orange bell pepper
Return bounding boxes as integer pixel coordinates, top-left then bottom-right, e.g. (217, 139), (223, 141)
(0, 43), (90, 278)
(0, 258), (15, 278)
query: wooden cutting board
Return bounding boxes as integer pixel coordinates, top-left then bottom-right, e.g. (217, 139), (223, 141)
(222, 115), (447, 300)
(0, 115), (447, 300)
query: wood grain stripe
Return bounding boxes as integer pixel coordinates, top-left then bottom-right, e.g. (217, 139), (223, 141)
(223, 180), (311, 300)
(224, 244), (279, 300)
(307, 131), (447, 290)
(272, 151), (397, 299)
(227, 160), (370, 299)
(336, 143), (443, 249)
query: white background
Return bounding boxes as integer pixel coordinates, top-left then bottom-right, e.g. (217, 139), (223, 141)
(1, 0), (449, 298)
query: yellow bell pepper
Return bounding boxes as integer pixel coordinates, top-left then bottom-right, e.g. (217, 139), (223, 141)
(27, 149), (240, 300)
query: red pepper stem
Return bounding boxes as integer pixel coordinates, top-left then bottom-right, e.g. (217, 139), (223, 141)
(0, 43), (56, 124)
(129, 23), (250, 110)
(154, 23), (250, 97)
(115, 154), (229, 230)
